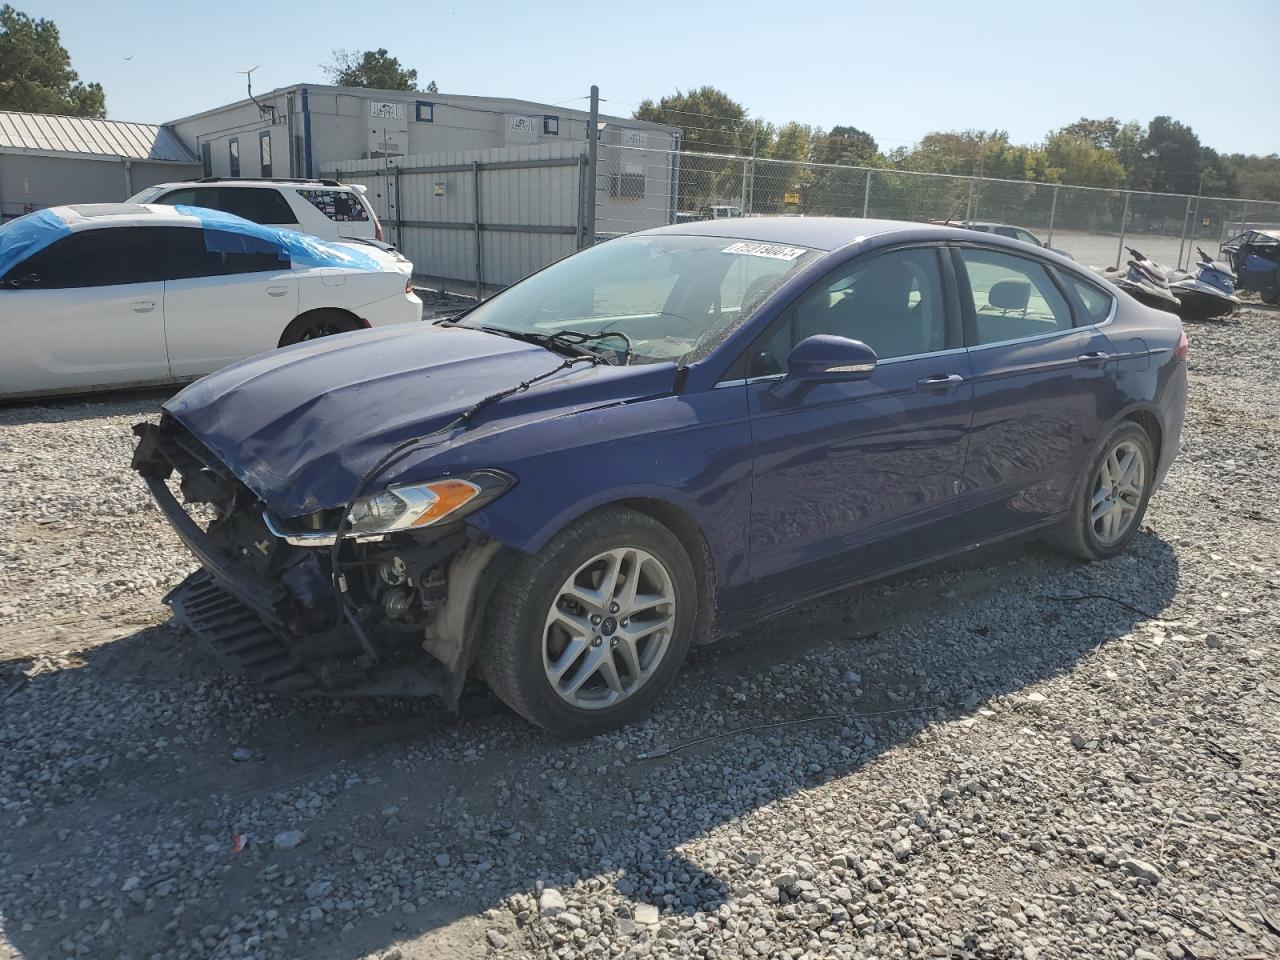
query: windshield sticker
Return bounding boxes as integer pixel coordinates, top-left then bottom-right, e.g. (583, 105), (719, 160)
(721, 241), (807, 261)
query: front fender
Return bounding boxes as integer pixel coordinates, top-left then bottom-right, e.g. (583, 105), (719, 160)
(452, 388), (754, 598)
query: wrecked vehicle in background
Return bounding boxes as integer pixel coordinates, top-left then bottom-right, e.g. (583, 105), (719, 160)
(1221, 229), (1280, 305)
(134, 217), (1187, 738)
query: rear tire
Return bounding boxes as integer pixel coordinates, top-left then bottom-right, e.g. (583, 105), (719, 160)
(479, 506), (696, 737)
(279, 309), (361, 346)
(1049, 421), (1155, 561)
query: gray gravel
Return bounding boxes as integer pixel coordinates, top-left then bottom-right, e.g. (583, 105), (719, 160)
(1, 309), (1278, 960)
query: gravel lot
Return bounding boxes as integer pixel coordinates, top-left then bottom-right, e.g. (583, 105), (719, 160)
(1, 309), (1278, 960)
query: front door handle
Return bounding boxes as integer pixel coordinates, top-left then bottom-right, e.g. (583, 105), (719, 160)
(916, 373), (965, 391)
(130, 301), (156, 313)
(1077, 351), (1112, 368)
(266, 286), (289, 297)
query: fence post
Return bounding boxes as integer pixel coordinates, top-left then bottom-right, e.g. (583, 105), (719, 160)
(741, 158), (749, 212)
(576, 154), (587, 249)
(392, 164), (402, 249)
(1047, 184), (1059, 246)
(964, 179), (976, 223)
(584, 85), (599, 246)
(1176, 196), (1194, 270)
(747, 158), (755, 214)
(862, 170), (872, 218)
(1114, 191), (1131, 269)
(472, 160), (483, 301)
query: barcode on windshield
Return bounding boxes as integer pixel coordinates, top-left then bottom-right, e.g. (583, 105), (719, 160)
(721, 242), (807, 261)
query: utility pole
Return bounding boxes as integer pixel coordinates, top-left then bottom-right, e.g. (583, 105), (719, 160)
(584, 85), (599, 246)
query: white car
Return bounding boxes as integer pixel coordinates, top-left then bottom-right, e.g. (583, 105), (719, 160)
(129, 178), (385, 243)
(0, 203), (422, 400)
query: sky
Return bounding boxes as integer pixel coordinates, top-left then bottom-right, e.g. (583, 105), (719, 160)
(35, 0), (1280, 157)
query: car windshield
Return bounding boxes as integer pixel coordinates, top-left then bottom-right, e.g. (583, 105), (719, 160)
(451, 234), (821, 364)
(127, 187), (163, 203)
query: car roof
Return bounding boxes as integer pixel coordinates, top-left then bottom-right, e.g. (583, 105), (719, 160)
(147, 178), (351, 191)
(639, 216), (1050, 253)
(41, 203), (205, 230)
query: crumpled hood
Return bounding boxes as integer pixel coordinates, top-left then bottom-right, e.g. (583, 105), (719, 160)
(163, 324), (677, 517)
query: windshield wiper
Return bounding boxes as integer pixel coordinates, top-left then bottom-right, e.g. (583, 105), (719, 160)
(468, 326), (633, 365)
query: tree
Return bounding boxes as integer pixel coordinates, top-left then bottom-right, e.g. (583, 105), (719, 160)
(1043, 131), (1126, 188)
(812, 125), (878, 167)
(1137, 116), (1204, 193)
(0, 5), (104, 117)
(634, 86), (745, 154)
(1225, 153), (1280, 201)
(322, 48), (418, 91)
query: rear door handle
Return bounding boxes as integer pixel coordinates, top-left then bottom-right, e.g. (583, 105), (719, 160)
(130, 301), (156, 313)
(1077, 351), (1112, 368)
(266, 286), (289, 297)
(916, 373), (966, 391)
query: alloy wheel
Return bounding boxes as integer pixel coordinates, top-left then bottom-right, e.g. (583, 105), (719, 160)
(1090, 440), (1146, 545)
(542, 547), (676, 710)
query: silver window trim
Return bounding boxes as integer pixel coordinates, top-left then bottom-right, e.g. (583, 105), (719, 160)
(714, 345), (968, 388)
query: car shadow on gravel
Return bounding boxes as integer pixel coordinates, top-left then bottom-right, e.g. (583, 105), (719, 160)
(0, 530), (1179, 959)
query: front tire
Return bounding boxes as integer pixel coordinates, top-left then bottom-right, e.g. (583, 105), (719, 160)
(479, 507), (696, 737)
(1050, 421), (1155, 561)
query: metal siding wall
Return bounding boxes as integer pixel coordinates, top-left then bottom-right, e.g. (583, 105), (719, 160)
(334, 141), (582, 292)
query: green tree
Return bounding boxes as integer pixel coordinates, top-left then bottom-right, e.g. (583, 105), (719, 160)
(0, 4), (104, 117)
(1225, 153), (1280, 201)
(813, 124), (878, 166)
(634, 86), (745, 154)
(1137, 116), (1204, 193)
(1043, 131), (1126, 188)
(322, 48), (418, 90)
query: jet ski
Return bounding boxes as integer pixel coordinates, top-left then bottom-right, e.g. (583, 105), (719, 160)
(1127, 247), (1238, 321)
(1095, 258), (1182, 312)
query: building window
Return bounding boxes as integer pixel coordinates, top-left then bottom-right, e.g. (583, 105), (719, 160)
(228, 138), (240, 178)
(200, 142), (212, 178)
(543, 115), (559, 136)
(259, 131), (272, 178)
(415, 101), (434, 123)
(610, 165), (645, 200)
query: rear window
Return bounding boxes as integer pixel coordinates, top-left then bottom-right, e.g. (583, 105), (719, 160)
(153, 187), (299, 226)
(1065, 274), (1115, 324)
(296, 189), (370, 222)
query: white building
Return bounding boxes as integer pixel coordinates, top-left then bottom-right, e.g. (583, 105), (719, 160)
(165, 84), (679, 181)
(0, 111), (201, 221)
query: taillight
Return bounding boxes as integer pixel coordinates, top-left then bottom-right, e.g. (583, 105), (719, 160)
(405, 278), (413, 295)
(1175, 329), (1188, 361)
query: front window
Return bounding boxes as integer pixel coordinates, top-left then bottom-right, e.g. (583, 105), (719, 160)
(453, 235), (822, 364)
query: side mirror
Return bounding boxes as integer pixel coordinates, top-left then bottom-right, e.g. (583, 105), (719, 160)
(772, 335), (877, 400)
(787, 334), (877, 381)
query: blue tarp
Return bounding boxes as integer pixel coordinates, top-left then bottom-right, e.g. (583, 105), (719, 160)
(0, 204), (384, 281)
(174, 206), (383, 271)
(0, 208), (73, 279)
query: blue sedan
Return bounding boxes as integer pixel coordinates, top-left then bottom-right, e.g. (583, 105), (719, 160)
(133, 217), (1187, 736)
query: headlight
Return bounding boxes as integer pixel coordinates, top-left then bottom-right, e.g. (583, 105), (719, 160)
(345, 470), (513, 536)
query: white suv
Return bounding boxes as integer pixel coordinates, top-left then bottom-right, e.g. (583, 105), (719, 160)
(129, 178), (386, 243)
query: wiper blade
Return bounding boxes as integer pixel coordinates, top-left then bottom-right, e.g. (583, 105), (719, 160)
(470, 326), (631, 365)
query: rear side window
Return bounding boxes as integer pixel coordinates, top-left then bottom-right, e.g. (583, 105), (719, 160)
(1064, 274), (1115, 324)
(163, 226), (289, 280)
(296, 189), (370, 222)
(3, 228), (164, 288)
(153, 187), (299, 226)
(959, 248), (1073, 345)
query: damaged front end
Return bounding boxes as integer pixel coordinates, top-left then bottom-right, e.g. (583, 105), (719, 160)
(131, 417), (514, 708)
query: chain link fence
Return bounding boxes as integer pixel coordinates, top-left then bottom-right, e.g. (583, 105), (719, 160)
(593, 145), (1280, 271)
